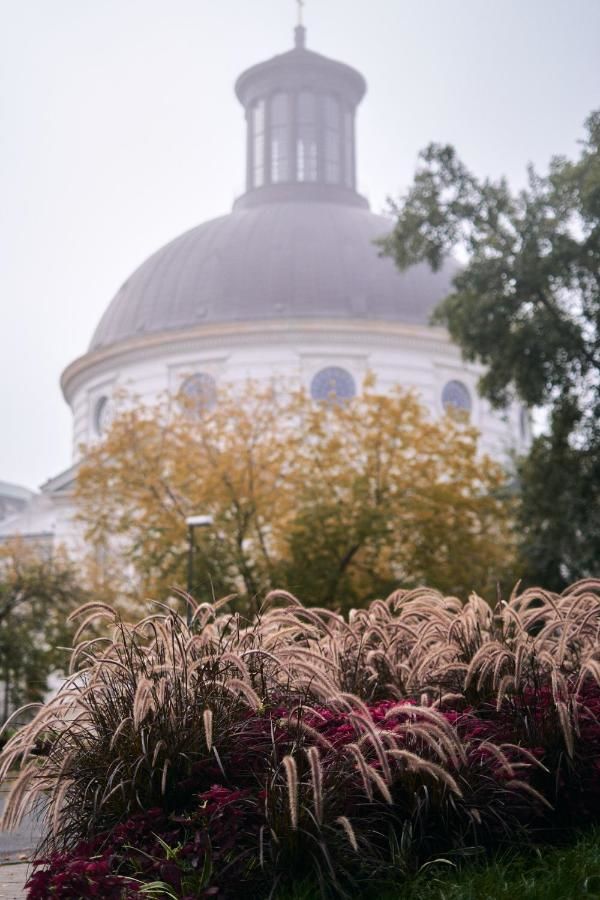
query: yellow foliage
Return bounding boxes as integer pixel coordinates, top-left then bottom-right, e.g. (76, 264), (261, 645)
(75, 379), (516, 610)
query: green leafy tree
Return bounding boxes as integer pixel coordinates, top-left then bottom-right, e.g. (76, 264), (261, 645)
(381, 111), (600, 588)
(0, 542), (82, 725)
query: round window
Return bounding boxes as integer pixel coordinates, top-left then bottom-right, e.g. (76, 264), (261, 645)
(442, 380), (471, 414)
(310, 366), (356, 404)
(94, 396), (113, 436)
(179, 373), (217, 415)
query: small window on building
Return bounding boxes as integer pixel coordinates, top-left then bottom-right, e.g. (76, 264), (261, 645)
(442, 380), (472, 415)
(324, 96), (341, 184)
(252, 100), (265, 188)
(94, 396), (113, 436)
(179, 373), (217, 415)
(271, 93), (289, 183)
(297, 92), (317, 182)
(311, 366), (356, 404)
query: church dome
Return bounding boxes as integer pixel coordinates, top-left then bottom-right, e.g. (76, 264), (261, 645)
(90, 203), (455, 351)
(88, 24), (456, 353)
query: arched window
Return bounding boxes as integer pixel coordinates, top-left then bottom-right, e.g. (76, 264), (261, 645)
(179, 373), (217, 415)
(442, 380), (471, 414)
(311, 366), (356, 404)
(324, 96), (341, 184)
(252, 100), (265, 188)
(271, 93), (289, 183)
(297, 92), (317, 182)
(94, 396), (113, 436)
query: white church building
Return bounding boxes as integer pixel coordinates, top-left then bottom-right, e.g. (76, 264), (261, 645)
(1, 23), (529, 552)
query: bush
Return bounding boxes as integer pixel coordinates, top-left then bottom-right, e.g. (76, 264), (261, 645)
(1, 580), (600, 897)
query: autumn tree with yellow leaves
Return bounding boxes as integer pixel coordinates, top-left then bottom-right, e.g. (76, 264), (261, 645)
(76, 380), (516, 611)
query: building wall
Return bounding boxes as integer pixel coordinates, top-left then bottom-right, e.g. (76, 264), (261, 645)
(2, 318), (528, 561)
(62, 318), (529, 462)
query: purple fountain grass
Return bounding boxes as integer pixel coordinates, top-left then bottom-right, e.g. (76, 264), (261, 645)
(0, 579), (598, 897)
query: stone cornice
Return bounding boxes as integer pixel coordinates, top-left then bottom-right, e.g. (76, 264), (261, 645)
(61, 319), (455, 404)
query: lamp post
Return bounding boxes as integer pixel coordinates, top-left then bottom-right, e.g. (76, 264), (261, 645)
(185, 514), (214, 625)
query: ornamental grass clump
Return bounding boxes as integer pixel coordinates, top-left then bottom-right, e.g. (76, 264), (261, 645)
(1, 580), (599, 898)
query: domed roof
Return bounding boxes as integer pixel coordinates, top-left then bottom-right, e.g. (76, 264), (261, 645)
(90, 203), (455, 351)
(88, 27), (457, 354)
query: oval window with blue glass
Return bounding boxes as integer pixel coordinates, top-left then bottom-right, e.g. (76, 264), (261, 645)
(442, 380), (471, 414)
(179, 372), (217, 415)
(310, 366), (356, 404)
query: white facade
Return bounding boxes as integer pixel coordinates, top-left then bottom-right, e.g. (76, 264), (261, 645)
(63, 318), (527, 463)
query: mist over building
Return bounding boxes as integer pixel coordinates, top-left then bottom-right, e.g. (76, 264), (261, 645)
(0, 21), (528, 551)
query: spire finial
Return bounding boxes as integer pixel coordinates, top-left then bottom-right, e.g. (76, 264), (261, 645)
(294, 0), (306, 48)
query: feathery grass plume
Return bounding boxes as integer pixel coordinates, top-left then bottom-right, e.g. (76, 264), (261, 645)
(220, 678), (263, 710)
(556, 700), (575, 757)
(1, 763), (38, 831)
(345, 744), (374, 802)
(132, 676), (156, 728)
(365, 763), (393, 804)
(476, 742), (516, 778)
(506, 780), (554, 810)
(577, 658), (600, 692)
(336, 815), (359, 852)
(160, 758), (170, 796)
(495, 674), (516, 710)
(51, 778), (74, 838)
(286, 717), (335, 752)
(385, 705), (467, 767)
(348, 712), (393, 784)
(390, 722), (454, 767)
(203, 708), (213, 753)
(306, 746), (324, 824)
(387, 747), (463, 795)
(282, 754), (299, 829)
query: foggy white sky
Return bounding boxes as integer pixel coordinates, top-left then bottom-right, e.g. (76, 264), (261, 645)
(1, 0), (599, 490)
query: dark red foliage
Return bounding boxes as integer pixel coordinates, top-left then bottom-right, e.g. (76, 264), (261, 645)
(26, 849), (141, 899)
(26, 682), (600, 899)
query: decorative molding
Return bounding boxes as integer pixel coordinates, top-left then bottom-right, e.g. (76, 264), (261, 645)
(61, 319), (461, 403)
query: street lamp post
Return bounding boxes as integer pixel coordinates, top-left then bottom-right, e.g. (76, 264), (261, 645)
(185, 514), (214, 625)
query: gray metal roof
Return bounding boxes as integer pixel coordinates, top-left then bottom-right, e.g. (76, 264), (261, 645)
(90, 202), (456, 352)
(234, 26), (367, 109)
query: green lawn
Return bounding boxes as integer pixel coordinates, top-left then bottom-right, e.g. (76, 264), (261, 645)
(280, 828), (600, 899)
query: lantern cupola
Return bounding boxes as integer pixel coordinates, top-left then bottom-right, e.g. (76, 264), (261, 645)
(234, 26), (368, 209)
